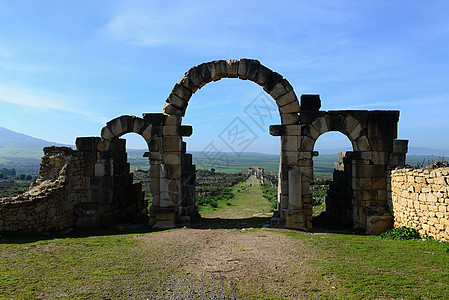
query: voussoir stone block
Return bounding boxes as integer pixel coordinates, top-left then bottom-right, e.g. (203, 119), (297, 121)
(342, 115), (360, 136)
(178, 76), (199, 93)
(246, 59), (260, 81)
(141, 124), (153, 140)
(132, 117), (146, 134)
(209, 60), (223, 81)
(120, 116), (135, 134)
(263, 72), (283, 94)
(276, 90), (298, 107)
(349, 123), (363, 141)
(167, 94), (188, 109)
(279, 100), (300, 114)
(100, 126), (116, 141)
(171, 83), (192, 101)
(163, 102), (185, 116)
(255, 64), (273, 86)
(238, 58), (250, 80)
(106, 117), (123, 137)
(311, 117), (328, 135)
(196, 63), (212, 88)
(226, 59), (239, 78)
(354, 135), (371, 151)
(185, 67), (203, 89)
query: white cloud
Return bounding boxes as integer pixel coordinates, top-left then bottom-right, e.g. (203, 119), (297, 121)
(0, 85), (107, 123)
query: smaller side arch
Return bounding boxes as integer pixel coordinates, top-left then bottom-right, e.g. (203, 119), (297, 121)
(306, 114), (372, 152)
(100, 115), (153, 143)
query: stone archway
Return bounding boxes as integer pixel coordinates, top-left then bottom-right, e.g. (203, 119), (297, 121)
(155, 59), (301, 228)
(270, 95), (408, 233)
(163, 59), (301, 124)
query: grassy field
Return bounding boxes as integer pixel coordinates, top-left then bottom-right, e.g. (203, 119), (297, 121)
(1, 176), (449, 299)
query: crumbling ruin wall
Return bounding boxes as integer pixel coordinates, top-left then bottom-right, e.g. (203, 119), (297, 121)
(389, 167), (449, 241)
(0, 147), (83, 231)
(0, 139), (147, 232)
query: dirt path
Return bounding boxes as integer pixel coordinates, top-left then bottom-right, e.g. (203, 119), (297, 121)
(200, 176), (273, 220)
(137, 228), (336, 299)
(136, 177), (339, 298)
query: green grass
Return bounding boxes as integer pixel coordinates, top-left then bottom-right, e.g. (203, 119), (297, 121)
(277, 230), (449, 299)
(0, 229), (181, 299)
(199, 179), (273, 218)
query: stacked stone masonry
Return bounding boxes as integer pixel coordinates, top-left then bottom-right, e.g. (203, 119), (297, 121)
(3, 58), (438, 236)
(389, 167), (449, 241)
(0, 147), (82, 231)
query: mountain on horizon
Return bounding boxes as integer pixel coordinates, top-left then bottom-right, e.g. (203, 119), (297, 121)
(0, 125), (67, 148)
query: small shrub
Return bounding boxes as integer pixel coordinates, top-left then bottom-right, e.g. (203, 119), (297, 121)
(379, 226), (420, 240)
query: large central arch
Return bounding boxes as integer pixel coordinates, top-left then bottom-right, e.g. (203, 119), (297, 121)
(162, 59), (301, 124)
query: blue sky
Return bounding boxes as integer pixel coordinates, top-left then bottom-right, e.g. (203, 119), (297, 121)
(0, 0), (448, 154)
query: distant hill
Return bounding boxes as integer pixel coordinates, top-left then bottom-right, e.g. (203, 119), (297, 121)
(0, 125), (66, 148)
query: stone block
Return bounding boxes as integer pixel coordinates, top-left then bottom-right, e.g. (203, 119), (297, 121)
(140, 124), (153, 141)
(76, 137), (100, 151)
(269, 81), (290, 100)
(288, 170), (302, 209)
(280, 101), (300, 114)
(100, 126), (116, 141)
(95, 163), (113, 176)
(209, 60), (225, 81)
(372, 151), (389, 165)
(163, 102), (185, 117)
(368, 122), (398, 139)
(185, 67), (203, 88)
(132, 117), (146, 134)
(180, 125), (193, 137)
(171, 83), (192, 101)
(142, 113), (165, 125)
(196, 63), (212, 87)
(285, 209), (307, 230)
(352, 165), (386, 178)
(281, 113), (300, 125)
(373, 178), (387, 190)
(92, 189), (114, 204)
(225, 59), (239, 78)
(178, 75), (199, 93)
(163, 136), (182, 152)
(167, 94), (188, 110)
(106, 117), (124, 137)
(302, 124), (320, 140)
(119, 116), (135, 134)
(263, 72), (283, 94)
(299, 136), (315, 152)
(281, 151), (298, 165)
(275, 90), (297, 107)
(281, 136), (299, 152)
(255, 64), (273, 86)
(393, 139), (409, 154)
(342, 116), (359, 136)
(325, 114), (345, 132)
(164, 115), (181, 126)
(245, 59), (260, 81)
(300, 94), (321, 110)
(354, 135), (372, 151)
(349, 123), (363, 141)
(311, 117), (328, 135)
(370, 138), (393, 152)
(164, 152), (182, 165)
(237, 58), (250, 80)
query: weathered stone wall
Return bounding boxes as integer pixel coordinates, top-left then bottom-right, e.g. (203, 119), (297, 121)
(0, 139), (148, 232)
(389, 167), (449, 241)
(0, 147), (83, 231)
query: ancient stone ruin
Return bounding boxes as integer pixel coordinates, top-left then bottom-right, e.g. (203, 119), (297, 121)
(1, 58), (447, 240)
